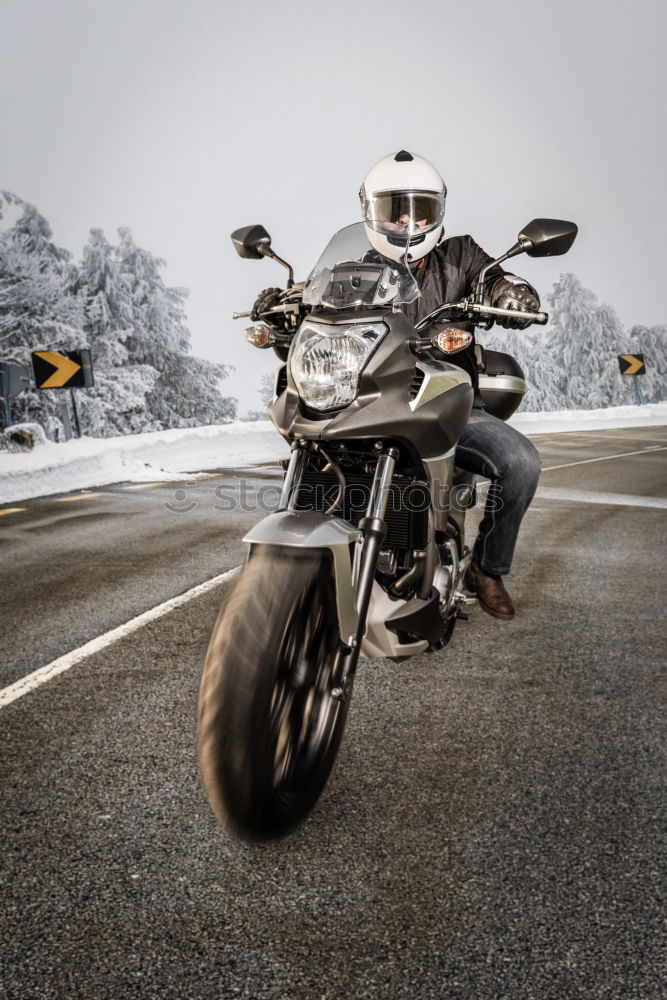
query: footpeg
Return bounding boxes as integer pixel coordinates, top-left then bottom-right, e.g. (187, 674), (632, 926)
(455, 589), (478, 605)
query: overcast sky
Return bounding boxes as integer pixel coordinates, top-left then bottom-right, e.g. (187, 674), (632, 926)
(1, 0), (664, 413)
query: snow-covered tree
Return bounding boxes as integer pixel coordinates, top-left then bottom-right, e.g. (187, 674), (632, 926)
(626, 325), (666, 404)
(78, 228), (131, 367)
(236, 370), (275, 420)
(0, 193), (86, 435)
(476, 324), (570, 412)
(116, 228), (188, 365)
(115, 228), (236, 427)
(146, 353), (237, 428)
(74, 228), (160, 436)
(546, 277), (625, 407)
(0, 194), (83, 357)
(258, 370), (275, 407)
(478, 273), (640, 411)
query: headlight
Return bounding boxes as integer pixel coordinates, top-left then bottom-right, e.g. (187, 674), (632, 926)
(290, 321), (387, 411)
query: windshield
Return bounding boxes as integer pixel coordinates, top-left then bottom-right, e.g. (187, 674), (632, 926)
(302, 223), (420, 310)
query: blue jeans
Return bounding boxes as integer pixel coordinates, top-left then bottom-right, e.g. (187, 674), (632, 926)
(454, 408), (541, 577)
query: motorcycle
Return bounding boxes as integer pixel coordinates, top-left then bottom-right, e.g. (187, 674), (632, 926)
(197, 217), (577, 841)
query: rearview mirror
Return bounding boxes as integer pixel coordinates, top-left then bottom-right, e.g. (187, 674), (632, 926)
(518, 218), (578, 257)
(231, 224), (272, 260)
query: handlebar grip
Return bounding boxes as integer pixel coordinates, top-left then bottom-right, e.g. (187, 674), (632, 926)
(472, 302), (549, 326)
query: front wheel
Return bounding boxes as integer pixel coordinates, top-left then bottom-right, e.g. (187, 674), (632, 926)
(197, 546), (351, 841)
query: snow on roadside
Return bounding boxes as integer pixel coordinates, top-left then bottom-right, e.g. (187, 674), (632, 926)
(509, 401), (667, 436)
(0, 422), (290, 504)
(1, 403), (666, 505)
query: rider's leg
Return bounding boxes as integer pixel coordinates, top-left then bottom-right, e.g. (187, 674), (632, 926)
(454, 408), (541, 617)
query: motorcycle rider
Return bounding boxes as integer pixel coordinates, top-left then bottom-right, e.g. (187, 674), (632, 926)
(252, 151), (542, 620)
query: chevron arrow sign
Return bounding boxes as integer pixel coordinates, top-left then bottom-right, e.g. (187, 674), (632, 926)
(617, 354), (646, 376)
(32, 350), (94, 389)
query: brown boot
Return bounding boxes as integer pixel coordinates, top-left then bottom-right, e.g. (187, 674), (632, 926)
(464, 561), (515, 620)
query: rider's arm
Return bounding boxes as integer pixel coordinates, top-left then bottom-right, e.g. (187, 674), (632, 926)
(463, 236), (540, 328)
(461, 235), (506, 295)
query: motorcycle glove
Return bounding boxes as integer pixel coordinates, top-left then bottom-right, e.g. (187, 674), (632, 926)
(490, 275), (540, 329)
(251, 287), (283, 322)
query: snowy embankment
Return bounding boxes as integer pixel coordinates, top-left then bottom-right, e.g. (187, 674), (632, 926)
(509, 402), (667, 436)
(0, 422), (290, 505)
(1, 403), (666, 506)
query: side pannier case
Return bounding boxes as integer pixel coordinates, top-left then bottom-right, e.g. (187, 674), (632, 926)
(477, 348), (526, 421)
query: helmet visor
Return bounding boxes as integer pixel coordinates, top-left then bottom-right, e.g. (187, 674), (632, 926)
(363, 190), (445, 239)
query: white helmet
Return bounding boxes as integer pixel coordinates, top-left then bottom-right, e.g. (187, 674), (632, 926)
(359, 150), (446, 263)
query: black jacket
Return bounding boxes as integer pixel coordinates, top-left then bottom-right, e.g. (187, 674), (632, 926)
(404, 234), (503, 394)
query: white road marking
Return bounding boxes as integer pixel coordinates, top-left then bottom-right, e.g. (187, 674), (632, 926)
(0, 566), (241, 710)
(55, 493), (103, 502)
(121, 482), (168, 490)
(533, 431), (667, 444)
(541, 445), (667, 472)
(535, 487), (667, 509)
(247, 464), (282, 470)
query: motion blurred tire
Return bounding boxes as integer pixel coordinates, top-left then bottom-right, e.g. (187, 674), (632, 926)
(198, 546), (351, 841)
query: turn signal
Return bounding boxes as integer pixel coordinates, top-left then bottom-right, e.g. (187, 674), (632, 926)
(433, 328), (473, 354)
(244, 325), (273, 348)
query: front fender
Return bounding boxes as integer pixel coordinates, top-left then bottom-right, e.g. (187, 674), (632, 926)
(243, 511), (361, 646)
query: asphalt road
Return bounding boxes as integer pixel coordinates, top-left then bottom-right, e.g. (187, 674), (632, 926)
(1, 426), (665, 999)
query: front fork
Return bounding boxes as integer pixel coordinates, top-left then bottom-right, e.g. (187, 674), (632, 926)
(279, 442), (399, 700)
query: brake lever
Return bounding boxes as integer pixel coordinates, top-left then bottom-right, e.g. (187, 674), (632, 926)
(414, 300), (468, 332)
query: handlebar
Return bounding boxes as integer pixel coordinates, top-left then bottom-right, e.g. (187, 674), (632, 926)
(467, 302), (548, 325)
(410, 298), (549, 353)
(414, 297), (548, 332)
(234, 298), (548, 339)
(231, 303), (298, 320)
